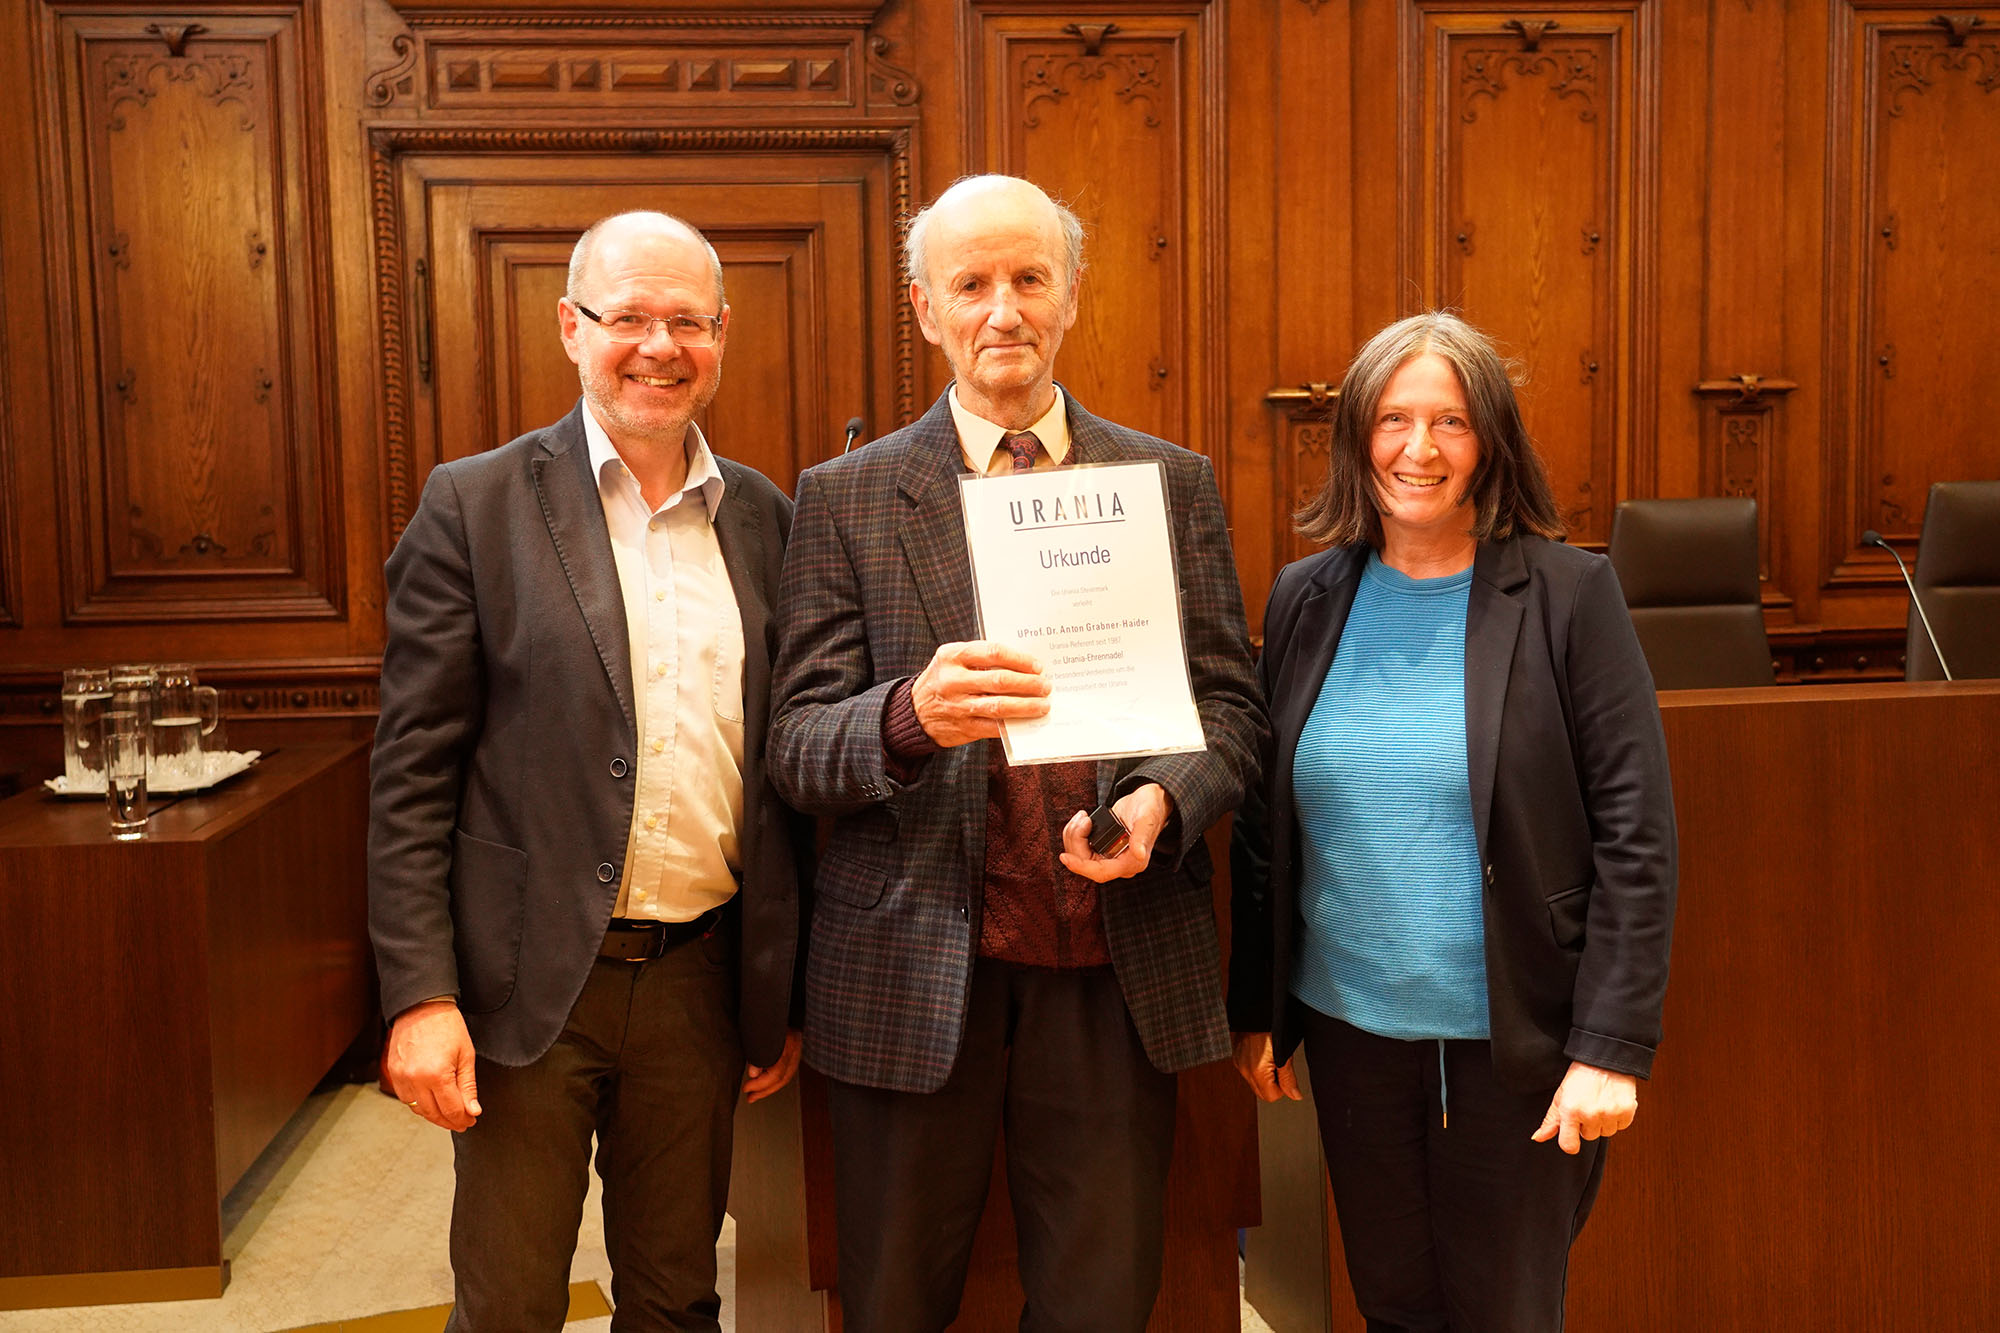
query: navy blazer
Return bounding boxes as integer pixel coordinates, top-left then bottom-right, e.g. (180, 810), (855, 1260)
(1228, 535), (1677, 1089)
(368, 403), (807, 1068)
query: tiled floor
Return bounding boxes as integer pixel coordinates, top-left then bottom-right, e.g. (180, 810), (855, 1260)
(0, 1082), (1276, 1331)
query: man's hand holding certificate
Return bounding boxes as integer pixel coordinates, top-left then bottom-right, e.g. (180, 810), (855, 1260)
(958, 460), (1207, 765)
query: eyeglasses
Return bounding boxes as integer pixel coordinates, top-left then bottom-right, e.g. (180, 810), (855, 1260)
(574, 303), (724, 347)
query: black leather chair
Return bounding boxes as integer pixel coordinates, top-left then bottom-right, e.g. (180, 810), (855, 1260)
(1905, 480), (2000, 681)
(1606, 498), (1775, 689)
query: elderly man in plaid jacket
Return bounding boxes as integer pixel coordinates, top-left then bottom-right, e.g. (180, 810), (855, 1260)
(768, 174), (1266, 1332)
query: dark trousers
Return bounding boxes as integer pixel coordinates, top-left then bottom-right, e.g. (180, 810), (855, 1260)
(827, 958), (1178, 1333)
(1301, 1009), (1605, 1333)
(445, 930), (743, 1333)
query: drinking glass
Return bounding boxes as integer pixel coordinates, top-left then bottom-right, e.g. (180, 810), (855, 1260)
(152, 663), (221, 786)
(61, 667), (113, 788)
(101, 709), (149, 839)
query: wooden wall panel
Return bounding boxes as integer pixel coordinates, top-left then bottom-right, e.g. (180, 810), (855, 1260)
(372, 130), (911, 537)
(36, 5), (340, 622)
(963, 4), (1224, 475)
(1826, 6), (2000, 589)
(0, 223), (18, 631)
(1410, 6), (1655, 546)
(1691, 0), (1794, 611)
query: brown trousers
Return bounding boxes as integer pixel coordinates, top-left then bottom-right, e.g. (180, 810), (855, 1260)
(445, 930), (742, 1332)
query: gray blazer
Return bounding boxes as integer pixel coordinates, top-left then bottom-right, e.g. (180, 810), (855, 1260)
(368, 403), (805, 1068)
(1229, 536), (1677, 1089)
(768, 388), (1266, 1094)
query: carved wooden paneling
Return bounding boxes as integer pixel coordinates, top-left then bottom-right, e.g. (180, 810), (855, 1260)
(1410, 8), (1656, 547)
(1693, 376), (1798, 591)
(1828, 7), (2000, 587)
(371, 129), (912, 536)
(423, 41), (856, 109)
(362, 9), (924, 116)
(1268, 388), (1339, 572)
(0, 235), (18, 630)
(965, 6), (1224, 482)
(36, 6), (340, 623)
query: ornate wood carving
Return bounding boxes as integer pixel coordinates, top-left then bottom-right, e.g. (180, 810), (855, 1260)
(364, 8), (921, 113)
(1270, 391), (1339, 569)
(1829, 12), (2000, 586)
(142, 21), (208, 58)
(1020, 48), (1164, 128)
(970, 10), (1222, 491)
(865, 34), (920, 107)
(1503, 18), (1561, 52)
(39, 7), (342, 624)
(365, 32), (420, 107)
(367, 126), (916, 541)
(1694, 375), (1798, 593)
(1459, 43), (1600, 122)
(419, 42), (857, 107)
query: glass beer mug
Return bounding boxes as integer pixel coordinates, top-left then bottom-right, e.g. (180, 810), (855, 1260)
(60, 667), (113, 787)
(151, 663), (221, 787)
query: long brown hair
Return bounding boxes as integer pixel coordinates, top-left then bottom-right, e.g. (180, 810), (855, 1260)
(1294, 311), (1564, 547)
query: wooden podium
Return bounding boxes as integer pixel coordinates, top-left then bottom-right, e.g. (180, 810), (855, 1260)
(0, 742), (372, 1310)
(1242, 680), (2000, 1329)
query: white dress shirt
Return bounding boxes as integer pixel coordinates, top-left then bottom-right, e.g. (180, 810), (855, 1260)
(582, 406), (745, 922)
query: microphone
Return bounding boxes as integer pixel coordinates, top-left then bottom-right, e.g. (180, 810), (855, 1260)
(843, 416), (865, 454)
(1863, 529), (1953, 681)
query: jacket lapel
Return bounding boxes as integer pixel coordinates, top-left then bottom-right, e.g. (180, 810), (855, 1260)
(898, 394), (980, 647)
(1464, 539), (1528, 856)
(1274, 548), (1366, 783)
(533, 403), (636, 731)
(711, 469), (770, 761)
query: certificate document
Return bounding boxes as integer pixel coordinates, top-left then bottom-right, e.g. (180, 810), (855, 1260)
(959, 460), (1207, 765)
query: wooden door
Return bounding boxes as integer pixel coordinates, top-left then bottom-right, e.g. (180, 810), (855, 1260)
(373, 132), (912, 533)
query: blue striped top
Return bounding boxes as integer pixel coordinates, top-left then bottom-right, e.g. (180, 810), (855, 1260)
(1289, 550), (1490, 1040)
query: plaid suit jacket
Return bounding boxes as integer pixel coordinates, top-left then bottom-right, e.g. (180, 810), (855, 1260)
(769, 387), (1266, 1093)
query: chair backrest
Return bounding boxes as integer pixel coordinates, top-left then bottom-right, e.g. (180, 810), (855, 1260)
(1907, 480), (2000, 681)
(1606, 497), (1775, 690)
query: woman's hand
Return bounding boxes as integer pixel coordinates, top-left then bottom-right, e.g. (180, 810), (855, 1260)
(1231, 1031), (1303, 1103)
(1532, 1060), (1638, 1153)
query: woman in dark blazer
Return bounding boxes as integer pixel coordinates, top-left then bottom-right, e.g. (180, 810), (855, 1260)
(1228, 312), (1676, 1331)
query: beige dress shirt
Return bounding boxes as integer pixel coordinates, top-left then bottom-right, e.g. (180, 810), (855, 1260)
(948, 384), (1072, 474)
(582, 407), (745, 922)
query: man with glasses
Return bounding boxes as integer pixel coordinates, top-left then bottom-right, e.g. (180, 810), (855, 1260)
(370, 210), (806, 1330)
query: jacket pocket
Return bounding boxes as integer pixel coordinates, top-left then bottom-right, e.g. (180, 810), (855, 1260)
(447, 829), (528, 1013)
(1545, 881), (1590, 951)
(815, 841), (890, 910)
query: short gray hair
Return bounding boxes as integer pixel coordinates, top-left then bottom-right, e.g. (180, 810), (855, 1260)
(902, 174), (1085, 294)
(567, 211), (725, 308)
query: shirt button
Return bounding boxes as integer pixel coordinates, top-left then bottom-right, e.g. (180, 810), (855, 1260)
(655, 589), (666, 602)
(651, 738), (665, 754)
(596, 863), (615, 883)
(655, 663), (668, 677)
(644, 815), (658, 831)
(609, 757), (628, 778)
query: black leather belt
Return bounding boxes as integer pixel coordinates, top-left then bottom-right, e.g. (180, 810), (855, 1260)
(598, 907), (722, 963)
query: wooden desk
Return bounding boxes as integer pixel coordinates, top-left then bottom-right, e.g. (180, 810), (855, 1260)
(0, 741), (372, 1310)
(1243, 680), (2000, 1330)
